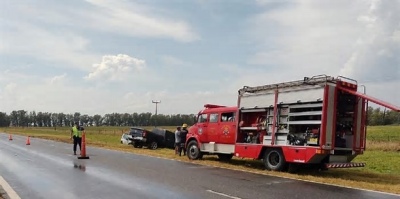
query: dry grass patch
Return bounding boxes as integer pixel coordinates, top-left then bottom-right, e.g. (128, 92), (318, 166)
(366, 140), (400, 151)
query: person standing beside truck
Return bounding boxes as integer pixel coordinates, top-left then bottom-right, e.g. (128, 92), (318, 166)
(179, 124), (188, 156)
(175, 126), (181, 155)
(70, 122), (82, 155)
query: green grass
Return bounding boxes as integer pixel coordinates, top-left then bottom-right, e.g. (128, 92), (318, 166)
(1, 125), (400, 194)
(364, 125), (400, 151)
(354, 151), (400, 174)
(367, 125), (400, 142)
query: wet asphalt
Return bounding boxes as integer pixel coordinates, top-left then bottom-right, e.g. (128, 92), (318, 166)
(0, 133), (399, 199)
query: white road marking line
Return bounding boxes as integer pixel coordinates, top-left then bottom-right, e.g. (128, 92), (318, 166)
(206, 190), (242, 199)
(187, 166), (210, 169)
(0, 176), (21, 199)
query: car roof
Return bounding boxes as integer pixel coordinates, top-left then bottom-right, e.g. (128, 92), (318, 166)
(130, 127), (151, 131)
(130, 127), (144, 130)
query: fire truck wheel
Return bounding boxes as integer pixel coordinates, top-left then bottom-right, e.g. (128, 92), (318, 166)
(264, 149), (287, 171)
(187, 140), (202, 160)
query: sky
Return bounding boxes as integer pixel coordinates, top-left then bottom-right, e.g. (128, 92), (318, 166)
(0, 0), (399, 115)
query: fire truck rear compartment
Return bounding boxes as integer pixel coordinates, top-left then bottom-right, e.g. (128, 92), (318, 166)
(325, 90), (360, 165)
(334, 90), (357, 150)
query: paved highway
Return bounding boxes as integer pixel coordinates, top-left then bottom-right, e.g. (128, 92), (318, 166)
(0, 133), (399, 199)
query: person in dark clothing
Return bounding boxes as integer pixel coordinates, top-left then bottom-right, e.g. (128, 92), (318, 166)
(179, 123), (188, 156)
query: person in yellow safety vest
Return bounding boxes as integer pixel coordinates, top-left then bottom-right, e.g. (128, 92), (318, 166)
(70, 122), (83, 155)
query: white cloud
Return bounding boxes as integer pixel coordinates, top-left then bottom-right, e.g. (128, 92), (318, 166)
(160, 55), (187, 67)
(1, 0), (398, 115)
(85, 54), (146, 81)
(0, 22), (98, 71)
(84, 0), (199, 42)
(0, 0), (198, 73)
(49, 74), (67, 85)
(4, 83), (17, 93)
(246, 0), (400, 107)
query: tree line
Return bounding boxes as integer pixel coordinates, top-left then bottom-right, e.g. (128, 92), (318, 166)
(367, 107), (400, 125)
(0, 110), (196, 127)
(0, 107), (398, 128)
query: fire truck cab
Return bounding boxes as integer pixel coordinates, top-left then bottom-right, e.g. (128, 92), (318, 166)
(185, 75), (400, 171)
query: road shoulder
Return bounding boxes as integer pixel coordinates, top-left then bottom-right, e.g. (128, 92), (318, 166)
(0, 176), (20, 199)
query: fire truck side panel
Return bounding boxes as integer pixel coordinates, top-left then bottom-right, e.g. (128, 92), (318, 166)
(234, 144), (264, 159)
(282, 147), (307, 163)
(239, 91), (275, 109)
(207, 115), (219, 143)
(239, 85), (325, 109)
(277, 85), (324, 105)
(360, 98), (367, 150)
(201, 143), (235, 154)
(218, 118), (237, 144)
(353, 97), (365, 151)
(282, 147), (328, 163)
(195, 113), (209, 143)
(321, 84), (336, 150)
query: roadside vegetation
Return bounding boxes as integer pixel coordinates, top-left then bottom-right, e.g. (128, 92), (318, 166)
(1, 125), (399, 194)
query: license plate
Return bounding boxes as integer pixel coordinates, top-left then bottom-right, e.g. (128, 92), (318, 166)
(309, 138), (318, 143)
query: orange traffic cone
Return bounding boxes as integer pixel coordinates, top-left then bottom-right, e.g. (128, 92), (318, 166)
(9, 134), (13, 141)
(26, 136), (31, 145)
(78, 131), (89, 159)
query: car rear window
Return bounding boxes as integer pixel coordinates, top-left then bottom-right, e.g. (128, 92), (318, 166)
(129, 128), (143, 135)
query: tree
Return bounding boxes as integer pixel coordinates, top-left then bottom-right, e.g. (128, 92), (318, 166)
(93, 114), (102, 126)
(57, 113), (65, 126)
(73, 112), (81, 124)
(9, 111), (18, 126)
(0, 112), (10, 127)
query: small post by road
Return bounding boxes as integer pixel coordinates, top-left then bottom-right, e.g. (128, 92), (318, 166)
(152, 100), (161, 127)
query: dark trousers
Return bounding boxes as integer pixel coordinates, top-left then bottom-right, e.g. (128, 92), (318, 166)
(73, 136), (82, 153)
(178, 143), (186, 156)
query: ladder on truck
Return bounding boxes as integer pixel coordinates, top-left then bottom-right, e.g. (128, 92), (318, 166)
(239, 75), (341, 94)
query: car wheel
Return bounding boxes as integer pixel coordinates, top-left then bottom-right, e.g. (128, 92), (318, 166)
(263, 149), (287, 171)
(149, 141), (158, 150)
(187, 140), (202, 160)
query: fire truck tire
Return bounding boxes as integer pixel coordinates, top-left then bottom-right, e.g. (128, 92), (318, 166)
(218, 154), (233, 161)
(187, 140), (202, 160)
(263, 149), (287, 171)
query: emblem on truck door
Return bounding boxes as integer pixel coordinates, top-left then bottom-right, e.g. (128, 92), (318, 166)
(222, 125), (230, 135)
(198, 128), (203, 135)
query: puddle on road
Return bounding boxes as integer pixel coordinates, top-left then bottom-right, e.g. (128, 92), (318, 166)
(73, 164), (86, 171)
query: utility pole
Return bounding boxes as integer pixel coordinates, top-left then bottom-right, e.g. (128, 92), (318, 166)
(152, 100), (161, 127)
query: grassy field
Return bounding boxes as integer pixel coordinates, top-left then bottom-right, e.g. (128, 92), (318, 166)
(1, 125), (399, 194)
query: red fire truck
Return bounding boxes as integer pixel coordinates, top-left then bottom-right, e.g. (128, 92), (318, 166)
(185, 75), (400, 171)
